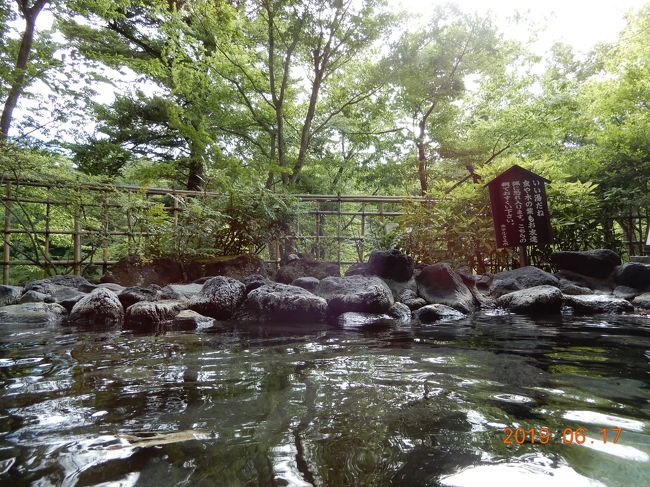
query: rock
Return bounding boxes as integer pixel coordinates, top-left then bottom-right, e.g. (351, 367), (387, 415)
(96, 283), (125, 293)
(458, 271), (494, 309)
(614, 263), (650, 290)
(171, 310), (215, 330)
(337, 312), (394, 327)
(415, 263), (475, 313)
(490, 266), (559, 298)
(275, 257), (340, 284)
(632, 293), (650, 309)
(0, 302), (67, 325)
(24, 275), (92, 293)
(613, 285), (639, 300)
(125, 300), (187, 329)
(383, 277), (418, 301)
(559, 279), (593, 295)
(0, 285), (22, 307)
(188, 276), (246, 319)
(59, 294), (85, 312)
(186, 254), (269, 282)
(344, 262), (369, 277)
(563, 294), (634, 314)
(19, 290), (53, 304)
(100, 255), (183, 286)
(159, 283), (203, 300)
(496, 285), (563, 314)
(366, 249), (414, 282)
(241, 274), (270, 294)
(388, 302), (412, 322)
(555, 270), (612, 294)
(118, 286), (160, 309)
(316, 275), (394, 318)
(291, 276), (320, 292)
(550, 249), (621, 278)
(238, 283), (327, 323)
(395, 287), (427, 310)
(413, 304), (465, 323)
(68, 288), (124, 327)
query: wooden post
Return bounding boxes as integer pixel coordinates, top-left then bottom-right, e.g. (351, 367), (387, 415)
(3, 182), (11, 285)
(315, 201), (321, 259)
(102, 191), (109, 274)
(44, 186), (51, 275)
(337, 193), (342, 269)
(518, 245), (529, 267)
(73, 210), (81, 276)
(360, 202), (366, 262)
(127, 191), (134, 255)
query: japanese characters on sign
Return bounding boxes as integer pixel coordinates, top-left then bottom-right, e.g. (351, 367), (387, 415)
(486, 165), (553, 249)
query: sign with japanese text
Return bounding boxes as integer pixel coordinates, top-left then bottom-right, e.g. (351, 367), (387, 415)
(485, 165), (553, 249)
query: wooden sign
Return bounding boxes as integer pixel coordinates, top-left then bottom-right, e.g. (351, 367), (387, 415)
(485, 165), (553, 249)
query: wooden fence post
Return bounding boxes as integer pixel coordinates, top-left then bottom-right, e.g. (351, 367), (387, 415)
(3, 182), (11, 285)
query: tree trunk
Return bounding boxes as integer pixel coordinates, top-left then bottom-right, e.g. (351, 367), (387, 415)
(186, 141), (205, 191)
(416, 119), (428, 195)
(0, 0), (48, 141)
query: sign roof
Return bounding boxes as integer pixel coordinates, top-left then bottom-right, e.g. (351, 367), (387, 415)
(484, 164), (551, 187)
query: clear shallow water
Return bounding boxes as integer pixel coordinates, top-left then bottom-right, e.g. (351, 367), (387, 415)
(0, 312), (649, 487)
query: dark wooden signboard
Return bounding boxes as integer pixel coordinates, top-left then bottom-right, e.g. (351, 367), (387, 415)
(485, 165), (553, 249)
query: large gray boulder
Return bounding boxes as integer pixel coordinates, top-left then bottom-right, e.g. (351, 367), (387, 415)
(275, 257), (340, 284)
(19, 290), (53, 304)
(550, 249), (621, 278)
(291, 276), (320, 293)
(188, 276), (246, 319)
(238, 283), (327, 323)
(614, 263), (650, 290)
(632, 293), (650, 309)
(559, 279), (593, 295)
(118, 286), (161, 309)
(159, 283), (203, 300)
(490, 266), (559, 298)
(172, 310), (215, 330)
(366, 249), (414, 282)
(0, 285), (22, 307)
(388, 302), (412, 323)
(413, 304), (465, 323)
(24, 275), (92, 294)
(564, 294), (634, 314)
(415, 263), (475, 313)
(496, 285), (563, 314)
(125, 300), (187, 329)
(68, 288), (124, 327)
(0, 302), (67, 325)
(316, 275), (394, 318)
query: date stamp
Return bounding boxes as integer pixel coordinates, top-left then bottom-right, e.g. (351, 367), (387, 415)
(502, 427), (622, 445)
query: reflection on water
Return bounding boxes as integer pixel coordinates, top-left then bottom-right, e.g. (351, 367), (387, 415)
(0, 313), (649, 486)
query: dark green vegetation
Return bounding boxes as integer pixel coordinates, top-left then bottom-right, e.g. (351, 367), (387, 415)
(1, 1), (650, 278)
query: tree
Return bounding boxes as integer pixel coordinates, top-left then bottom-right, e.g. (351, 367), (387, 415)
(0, 0), (54, 142)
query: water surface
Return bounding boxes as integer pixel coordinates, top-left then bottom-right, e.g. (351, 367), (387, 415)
(1, 312), (649, 486)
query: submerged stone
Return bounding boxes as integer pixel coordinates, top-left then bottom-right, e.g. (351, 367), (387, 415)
(68, 288), (124, 327)
(414, 304), (465, 323)
(0, 302), (67, 325)
(337, 312), (394, 327)
(563, 294), (634, 314)
(496, 285), (563, 314)
(171, 310), (215, 330)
